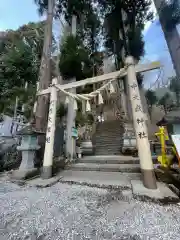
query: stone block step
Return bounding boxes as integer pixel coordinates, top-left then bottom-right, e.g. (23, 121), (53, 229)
(95, 149), (121, 152)
(95, 151), (120, 154)
(81, 155), (138, 160)
(95, 138), (122, 142)
(96, 125), (123, 130)
(96, 128), (123, 132)
(66, 163), (141, 173)
(94, 150), (121, 154)
(95, 145), (120, 148)
(95, 132), (123, 138)
(95, 134), (123, 138)
(95, 143), (121, 146)
(79, 156), (139, 164)
(94, 143), (122, 150)
(95, 139), (123, 142)
(95, 150), (120, 153)
(96, 126), (123, 130)
(96, 131), (123, 134)
(95, 145), (121, 149)
(95, 137), (122, 140)
(95, 144), (122, 147)
(96, 129), (123, 132)
(95, 147), (121, 150)
(95, 145), (122, 148)
(95, 152), (121, 156)
(59, 170), (141, 189)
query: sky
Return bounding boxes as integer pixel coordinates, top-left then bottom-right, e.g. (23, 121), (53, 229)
(0, 0), (41, 31)
(142, 19), (177, 89)
(0, 0), (178, 89)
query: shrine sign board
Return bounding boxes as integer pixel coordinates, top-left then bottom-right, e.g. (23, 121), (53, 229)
(171, 135), (180, 162)
(72, 127), (78, 138)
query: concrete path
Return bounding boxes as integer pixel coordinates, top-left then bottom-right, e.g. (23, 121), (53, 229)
(0, 179), (180, 239)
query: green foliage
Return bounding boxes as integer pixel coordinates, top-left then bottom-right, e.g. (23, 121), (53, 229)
(145, 89), (157, 117)
(35, 0), (94, 24)
(158, 92), (172, 114)
(99, 0), (152, 69)
(159, 0), (180, 31)
(75, 111), (86, 127)
(35, 0), (101, 52)
(59, 35), (93, 80)
(86, 113), (94, 125)
(0, 40), (38, 88)
(0, 85), (36, 119)
(56, 103), (67, 120)
(0, 21), (45, 116)
(34, 0), (49, 16)
(145, 90), (157, 107)
(128, 27), (145, 60)
(169, 76), (180, 106)
(137, 73), (144, 87)
(75, 110), (94, 127)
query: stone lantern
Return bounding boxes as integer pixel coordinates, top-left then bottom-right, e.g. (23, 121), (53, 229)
(11, 124), (44, 180)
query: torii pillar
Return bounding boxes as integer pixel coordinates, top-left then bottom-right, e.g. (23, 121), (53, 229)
(125, 56), (157, 189)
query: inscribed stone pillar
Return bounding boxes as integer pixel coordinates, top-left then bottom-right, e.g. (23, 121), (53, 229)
(42, 78), (58, 179)
(125, 56), (157, 189)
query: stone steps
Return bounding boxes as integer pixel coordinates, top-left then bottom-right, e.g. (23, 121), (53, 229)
(95, 128), (123, 132)
(62, 154), (141, 188)
(95, 134), (123, 138)
(95, 152), (120, 156)
(95, 137), (122, 141)
(79, 155), (139, 164)
(95, 152), (120, 155)
(94, 143), (122, 155)
(95, 141), (122, 145)
(95, 142), (122, 146)
(96, 127), (123, 131)
(95, 143), (122, 148)
(94, 146), (122, 155)
(94, 120), (124, 155)
(66, 162), (141, 173)
(95, 146), (121, 150)
(95, 150), (121, 155)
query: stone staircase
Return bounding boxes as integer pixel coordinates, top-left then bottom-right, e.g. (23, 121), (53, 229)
(68, 155), (140, 173)
(93, 120), (124, 155)
(61, 155), (141, 188)
(60, 120), (141, 189)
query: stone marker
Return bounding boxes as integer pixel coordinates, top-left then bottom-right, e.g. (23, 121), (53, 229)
(11, 124), (43, 180)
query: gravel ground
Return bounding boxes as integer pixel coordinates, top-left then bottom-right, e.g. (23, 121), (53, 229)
(0, 179), (180, 240)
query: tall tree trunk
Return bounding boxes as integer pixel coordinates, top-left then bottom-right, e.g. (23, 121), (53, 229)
(148, 107), (152, 120)
(175, 92), (180, 106)
(163, 105), (167, 114)
(66, 15), (77, 159)
(35, 0), (54, 132)
(154, 0), (180, 78)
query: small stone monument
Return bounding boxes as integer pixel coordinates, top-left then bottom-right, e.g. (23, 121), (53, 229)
(11, 124), (43, 180)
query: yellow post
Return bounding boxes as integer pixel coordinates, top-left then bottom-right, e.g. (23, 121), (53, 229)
(155, 126), (170, 167)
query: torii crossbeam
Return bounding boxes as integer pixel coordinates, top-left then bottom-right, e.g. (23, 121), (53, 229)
(37, 61), (161, 96)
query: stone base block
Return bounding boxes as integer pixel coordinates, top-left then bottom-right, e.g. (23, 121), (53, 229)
(41, 166), (52, 179)
(131, 180), (179, 204)
(10, 168), (39, 180)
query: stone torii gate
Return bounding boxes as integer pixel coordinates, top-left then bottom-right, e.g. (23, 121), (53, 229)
(36, 56), (161, 190)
